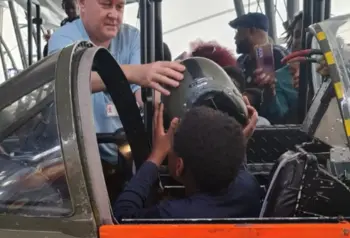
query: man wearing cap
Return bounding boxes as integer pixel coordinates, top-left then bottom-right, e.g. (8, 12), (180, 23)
(229, 12), (297, 124)
(229, 12), (288, 85)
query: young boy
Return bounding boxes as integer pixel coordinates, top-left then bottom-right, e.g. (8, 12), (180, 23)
(113, 104), (261, 220)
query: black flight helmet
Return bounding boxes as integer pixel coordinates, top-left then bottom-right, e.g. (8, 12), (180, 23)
(162, 57), (248, 126)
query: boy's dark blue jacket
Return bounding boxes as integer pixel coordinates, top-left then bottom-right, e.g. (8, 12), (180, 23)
(113, 161), (261, 220)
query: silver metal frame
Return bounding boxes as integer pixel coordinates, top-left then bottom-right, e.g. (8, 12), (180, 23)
(310, 16), (350, 147)
(0, 42), (98, 238)
(72, 46), (114, 225)
(8, 0), (28, 69)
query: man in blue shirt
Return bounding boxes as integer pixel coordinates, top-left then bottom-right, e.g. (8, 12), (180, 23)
(113, 104), (261, 219)
(48, 0), (185, 164)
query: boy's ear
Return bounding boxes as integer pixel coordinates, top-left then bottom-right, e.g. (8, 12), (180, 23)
(175, 157), (185, 177)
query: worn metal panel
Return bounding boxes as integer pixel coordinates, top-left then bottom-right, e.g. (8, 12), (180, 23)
(72, 47), (114, 225)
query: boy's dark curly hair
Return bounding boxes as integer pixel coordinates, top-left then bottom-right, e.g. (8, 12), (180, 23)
(284, 11), (303, 50)
(173, 106), (246, 194)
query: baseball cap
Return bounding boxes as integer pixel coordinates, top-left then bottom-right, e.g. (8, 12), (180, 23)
(229, 12), (269, 32)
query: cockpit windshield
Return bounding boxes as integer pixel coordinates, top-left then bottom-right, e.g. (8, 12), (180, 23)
(0, 81), (54, 140)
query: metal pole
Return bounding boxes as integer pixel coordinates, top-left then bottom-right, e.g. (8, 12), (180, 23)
(287, 0), (300, 21)
(0, 7), (7, 81)
(146, 2), (155, 63)
(0, 36), (18, 70)
(27, 0), (33, 66)
(264, 0), (277, 42)
(140, 0), (154, 145)
(154, 0), (163, 61)
(8, 0), (28, 68)
(143, 0), (155, 144)
(35, 4), (42, 60)
(313, 0), (325, 23)
(298, 0), (314, 123)
(25, 11), (38, 49)
(324, 0), (331, 20)
(139, 0), (147, 64)
(0, 42), (8, 81)
(233, 0), (245, 17)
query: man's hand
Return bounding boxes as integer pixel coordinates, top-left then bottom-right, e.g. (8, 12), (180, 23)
(253, 68), (276, 96)
(43, 30), (51, 42)
(288, 62), (300, 88)
(317, 58), (330, 77)
(242, 96), (258, 140)
(148, 103), (179, 167)
(134, 61), (185, 96)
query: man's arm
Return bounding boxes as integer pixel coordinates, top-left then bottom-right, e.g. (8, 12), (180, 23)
(259, 66), (297, 123)
(128, 27), (143, 106)
(49, 32), (184, 95)
(48, 33), (142, 93)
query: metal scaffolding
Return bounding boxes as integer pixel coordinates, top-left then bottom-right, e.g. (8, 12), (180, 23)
(233, 0), (245, 17)
(264, 0), (277, 42)
(287, 0), (300, 21)
(0, 6), (8, 81)
(0, 0), (336, 82)
(8, 0), (28, 69)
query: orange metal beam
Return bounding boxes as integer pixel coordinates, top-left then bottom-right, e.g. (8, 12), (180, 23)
(100, 223), (350, 238)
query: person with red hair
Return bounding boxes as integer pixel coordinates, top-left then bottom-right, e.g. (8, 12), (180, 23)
(188, 40), (270, 126)
(189, 40), (238, 67)
(188, 40), (245, 93)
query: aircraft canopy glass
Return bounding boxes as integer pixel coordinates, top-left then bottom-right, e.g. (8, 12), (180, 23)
(311, 14), (350, 148)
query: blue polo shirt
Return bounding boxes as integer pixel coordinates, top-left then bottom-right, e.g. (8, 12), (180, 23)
(48, 19), (141, 164)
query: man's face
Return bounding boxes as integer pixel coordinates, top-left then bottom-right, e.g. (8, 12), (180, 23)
(66, 6), (78, 19)
(234, 27), (252, 54)
(80, 0), (125, 42)
(63, 1), (78, 19)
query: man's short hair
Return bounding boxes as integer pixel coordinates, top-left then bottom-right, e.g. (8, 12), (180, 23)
(173, 106), (246, 194)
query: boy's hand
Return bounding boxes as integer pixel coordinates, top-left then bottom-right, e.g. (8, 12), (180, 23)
(148, 103), (179, 167)
(242, 96), (258, 140)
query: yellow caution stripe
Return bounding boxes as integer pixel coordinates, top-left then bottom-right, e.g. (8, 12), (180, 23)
(333, 81), (344, 99)
(324, 51), (335, 65)
(316, 32), (326, 41)
(344, 119), (350, 136)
